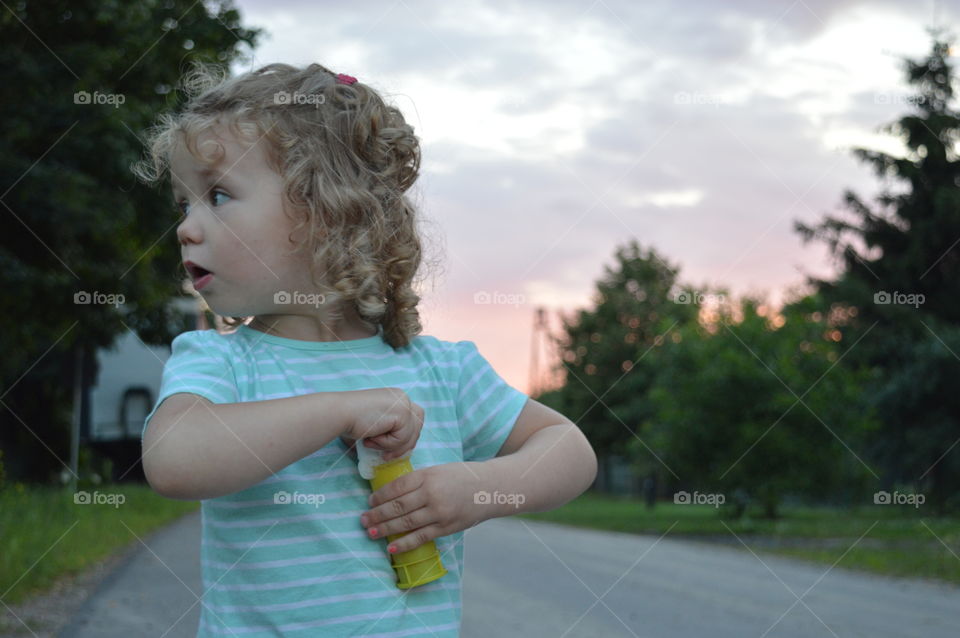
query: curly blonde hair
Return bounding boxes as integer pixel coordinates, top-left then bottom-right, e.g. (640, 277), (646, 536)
(131, 61), (443, 349)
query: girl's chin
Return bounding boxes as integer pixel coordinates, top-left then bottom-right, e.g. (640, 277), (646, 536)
(204, 302), (256, 319)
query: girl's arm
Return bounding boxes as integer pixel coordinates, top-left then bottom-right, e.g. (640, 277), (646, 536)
(142, 388), (422, 501)
(142, 392), (354, 500)
(476, 423), (598, 516)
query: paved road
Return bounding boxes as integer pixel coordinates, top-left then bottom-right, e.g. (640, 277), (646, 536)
(59, 511), (960, 637)
(59, 511), (201, 638)
(461, 518), (960, 637)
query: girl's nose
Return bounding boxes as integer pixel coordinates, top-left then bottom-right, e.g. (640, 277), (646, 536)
(177, 216), (202, 246)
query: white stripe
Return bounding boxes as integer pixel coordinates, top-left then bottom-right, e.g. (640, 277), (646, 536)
(470, 411), (517, 453)
(202, 550), (383, 571)
(206, 584), (461, 614)
(166, 355), (223, 373)
(164, 372), (236, 393)
(207, 484), (359, 509)
(233, 373), (289, 382)
(206, 509), (363, 530)
(462, 380), (504, 442)
(254, 379), (456, 400)
(299, 359), (455, 382)
(265, 378), (456, 398)
(163, 359), (233, 380)
(200, 607), (460, 636)
(206, 587), (400, 613)
(212, 569), (390, 592)
(241, 341), (456, 365)
(206, 569), (399, 595)
(202, 539), (465, 572)
(260, 467), (358, 484)
(246, 343), (465, 369)
(174, 334), (233, 356)
(457, 349), (484, 397)
(209, 555), (463, 592)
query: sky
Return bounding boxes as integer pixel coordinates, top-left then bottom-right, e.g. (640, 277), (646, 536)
(224, 0), (956, 394)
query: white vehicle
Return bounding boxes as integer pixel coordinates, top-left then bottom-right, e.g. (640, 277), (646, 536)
(83, 295), (205, 479)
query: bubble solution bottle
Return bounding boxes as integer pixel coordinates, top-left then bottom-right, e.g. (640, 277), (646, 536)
(357, 441), (448, 589)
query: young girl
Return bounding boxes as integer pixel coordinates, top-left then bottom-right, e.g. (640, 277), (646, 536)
(134, 61), (597, 637)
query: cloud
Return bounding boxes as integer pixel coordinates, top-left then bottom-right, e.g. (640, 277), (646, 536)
(228, 0), (948, 388)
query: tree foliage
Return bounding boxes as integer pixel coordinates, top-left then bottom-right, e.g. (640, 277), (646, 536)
(0, 0), (261, 482)
(794, 35), (960, 510)
(550, 240), (698, 461)
(639, 294), (879, 518)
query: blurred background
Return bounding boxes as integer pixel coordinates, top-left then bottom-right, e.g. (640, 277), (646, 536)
(2, 0), (959, 636)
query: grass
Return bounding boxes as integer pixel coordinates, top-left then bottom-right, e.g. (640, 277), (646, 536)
(518, 491), (960, 585)
(0, 482), (199, 606)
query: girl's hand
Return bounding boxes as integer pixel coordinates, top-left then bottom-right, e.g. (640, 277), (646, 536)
(342, 388), (424, 462)
(359, 462), (492, 553)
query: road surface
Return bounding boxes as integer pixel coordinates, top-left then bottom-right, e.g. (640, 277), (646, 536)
(461, 518), (959, 637)
(58, 511), (960, 637)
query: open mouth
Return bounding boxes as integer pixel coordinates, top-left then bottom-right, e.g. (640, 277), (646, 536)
(184, 261), (211, 278)
(184, 261), (214, 289)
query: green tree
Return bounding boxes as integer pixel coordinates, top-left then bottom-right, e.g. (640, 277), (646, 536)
(794, 35), (960, 510)
(641, 293), (879, 518)
(551, 240), (699, 488)
(0, 0), (261, 482)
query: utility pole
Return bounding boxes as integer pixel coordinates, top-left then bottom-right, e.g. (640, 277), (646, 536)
(528, 307), (550, 397)
(69, 344), (81, 493)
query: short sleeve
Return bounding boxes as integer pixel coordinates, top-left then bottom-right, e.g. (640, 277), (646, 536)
(141, 330), (238, 445)
(455, 340), (529, 463)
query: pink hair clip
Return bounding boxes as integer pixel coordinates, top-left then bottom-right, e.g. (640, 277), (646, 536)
(335, 73), (358, 85)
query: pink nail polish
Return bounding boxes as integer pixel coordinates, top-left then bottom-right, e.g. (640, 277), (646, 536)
(369, 528), (378, 538)
(388, 545), (398, 554)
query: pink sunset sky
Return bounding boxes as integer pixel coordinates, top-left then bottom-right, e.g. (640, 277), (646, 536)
(227, 0), (955, 395)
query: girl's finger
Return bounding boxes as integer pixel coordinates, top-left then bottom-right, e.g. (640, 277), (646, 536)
(367, 498), (431, 536)
(375, 431), (402, 448)
(387, 523), (442, 554)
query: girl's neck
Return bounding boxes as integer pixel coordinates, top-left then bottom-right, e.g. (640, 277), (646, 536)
(247, 312), (378, 343)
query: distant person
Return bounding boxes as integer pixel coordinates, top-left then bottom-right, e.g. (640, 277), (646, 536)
(134, 62), (597, 637)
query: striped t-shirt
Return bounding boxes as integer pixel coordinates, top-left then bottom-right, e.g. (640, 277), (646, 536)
(141, 323), (529, 637)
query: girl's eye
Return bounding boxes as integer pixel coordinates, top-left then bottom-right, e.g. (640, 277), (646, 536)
(175, 190), (230, 217)
(210, 190), (231, 207)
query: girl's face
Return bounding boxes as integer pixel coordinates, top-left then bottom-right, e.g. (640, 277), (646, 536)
(171, 125), (315, 317)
